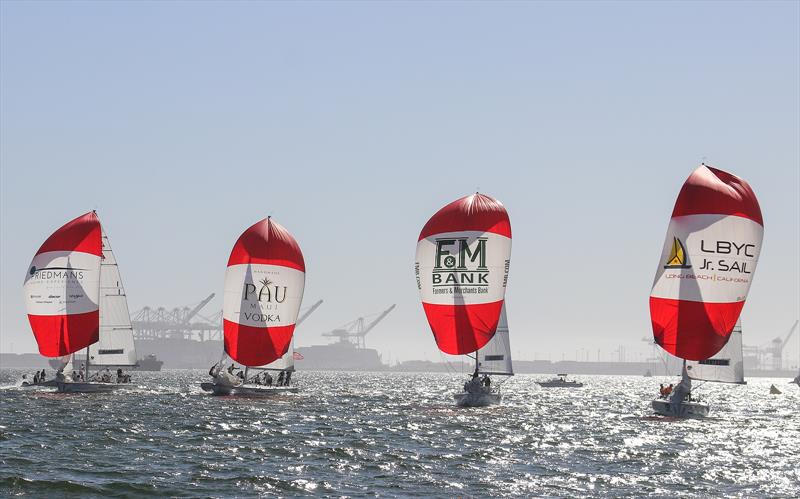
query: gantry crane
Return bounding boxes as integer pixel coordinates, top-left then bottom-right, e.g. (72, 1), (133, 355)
(321, 304), (396, 349)
(768, 320), (799, 371)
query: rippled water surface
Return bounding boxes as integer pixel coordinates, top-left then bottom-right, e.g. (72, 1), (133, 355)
(1, 370), (798, 497)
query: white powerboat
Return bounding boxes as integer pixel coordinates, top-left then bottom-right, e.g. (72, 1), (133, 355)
(536, 374), (583, 388)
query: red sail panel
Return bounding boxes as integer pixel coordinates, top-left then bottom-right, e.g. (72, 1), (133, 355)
(223, 218), (306, 366)
(23, 212), (103, 357)
(416, 193), (512, 355)
(650, 165), (763, 360)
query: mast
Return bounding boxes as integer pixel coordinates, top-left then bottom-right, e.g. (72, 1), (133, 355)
(84, 346), (89, 380)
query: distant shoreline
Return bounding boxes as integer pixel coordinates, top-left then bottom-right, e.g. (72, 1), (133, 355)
(2, 353), (796, 379)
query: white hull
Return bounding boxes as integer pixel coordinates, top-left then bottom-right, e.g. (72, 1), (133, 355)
(651, 399), (709, 418)
(57, 381), (132, 393)
(453, 391), (502, 407)
(200, 382), (298, 397)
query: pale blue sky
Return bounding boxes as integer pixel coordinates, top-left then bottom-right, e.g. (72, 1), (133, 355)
(2, 1), (798, 365)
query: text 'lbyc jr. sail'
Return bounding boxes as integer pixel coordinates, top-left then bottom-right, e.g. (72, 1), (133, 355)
(650, 165), (763, 361)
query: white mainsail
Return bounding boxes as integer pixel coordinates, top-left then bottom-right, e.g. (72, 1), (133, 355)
(88, 231), (137, 366)
(477, 304), (513, 376)
(686, 320), (744, 384)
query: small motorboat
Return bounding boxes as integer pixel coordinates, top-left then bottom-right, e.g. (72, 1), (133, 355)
(536, 374), (583, 388)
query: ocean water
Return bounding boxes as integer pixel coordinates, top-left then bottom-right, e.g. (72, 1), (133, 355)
(0, 370), (798, 498)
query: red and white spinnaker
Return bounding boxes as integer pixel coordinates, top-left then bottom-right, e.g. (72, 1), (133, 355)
(650, 165), (763, 360)
(415, 193), (512, 355)
(24, 212), (102, 357)
(223, 217), (306, 366)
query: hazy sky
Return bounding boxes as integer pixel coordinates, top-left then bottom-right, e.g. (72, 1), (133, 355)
(2, 1), (798, 366)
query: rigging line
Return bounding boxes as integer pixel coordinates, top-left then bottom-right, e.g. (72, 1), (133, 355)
(438, 351), (459, 376)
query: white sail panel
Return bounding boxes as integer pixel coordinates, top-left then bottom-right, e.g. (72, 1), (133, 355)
(89, 232), (137, 366)
(686, 320), (744, 384)
(477, 304), (513, 375)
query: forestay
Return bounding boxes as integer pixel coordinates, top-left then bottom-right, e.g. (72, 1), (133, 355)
(477, 304), (513, 375)
(89, 231), (137, 366)
(686, 320), (745, 384)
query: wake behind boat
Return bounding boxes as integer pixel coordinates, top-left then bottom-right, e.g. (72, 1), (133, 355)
(536, 374), (583, 388)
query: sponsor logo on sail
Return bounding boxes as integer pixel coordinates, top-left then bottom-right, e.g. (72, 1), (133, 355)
(243, 277), (288, 304)
(663, 237), (691, 269)
(430, 237), (491, 295)
(29, 266), (87, 280)
(240, 276), (288, 324)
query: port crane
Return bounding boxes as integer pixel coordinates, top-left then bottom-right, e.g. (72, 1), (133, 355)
(322, 304), (396, 349)
(297, 300), (323, 325)
(132, 296), (324, 342)
(767, 320), (799, 370)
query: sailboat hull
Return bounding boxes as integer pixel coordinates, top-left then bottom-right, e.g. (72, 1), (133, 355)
(453, 391), (502, 407)
(21, 379), (59, 388)
(56, 382), (131, 393)
(651, 399), (709, 418)
(200, 382), (298, 396)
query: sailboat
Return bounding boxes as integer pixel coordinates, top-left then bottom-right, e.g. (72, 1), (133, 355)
(649, 165), (763, 417)
(23, 211), (138, 393)
(201, 217), (305, 396)
(654, 319), (747, 415)
(415, 193), (513, 407)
